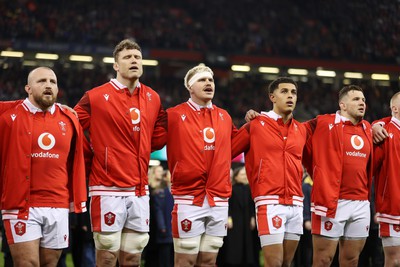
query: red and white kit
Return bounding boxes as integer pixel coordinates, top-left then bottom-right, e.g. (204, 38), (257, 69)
(75, 79), (166, 196)
(165, 99), (237, 237)
(232, 111), (307, 236)
(0, 99), (87, 220)
(303, 112), (373, 236)
(304, 113), (373, 237)
(374, 116), (400, 237)
(0, 99), (87, 246)
(75, 79), (166, 231)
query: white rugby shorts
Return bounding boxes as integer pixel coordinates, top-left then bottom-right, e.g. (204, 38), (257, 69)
(3, 207), (69, 249)
(90, 195), (150, 233)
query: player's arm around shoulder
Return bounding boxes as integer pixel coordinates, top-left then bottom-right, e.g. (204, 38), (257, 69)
(231, 121), (252, 159)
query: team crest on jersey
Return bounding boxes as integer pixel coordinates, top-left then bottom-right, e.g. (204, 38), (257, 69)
(324, 221), (333, 231)
(219, 112), (224, 121)
(181, 219), (192, 232)
(272, 216), (282, 229)
(104, 212), (116, 226)
(58, 121), (67, 133)
(146, 92), (152, 101)
(14, 221), (26, 236)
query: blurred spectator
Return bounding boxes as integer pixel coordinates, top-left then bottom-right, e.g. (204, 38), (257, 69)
(218, 166), (259, 267)
(1, 217), (13, 267)
(294, 169), (313, 267)
(153, 170), (174, 267)
(144, 165), (164, 267)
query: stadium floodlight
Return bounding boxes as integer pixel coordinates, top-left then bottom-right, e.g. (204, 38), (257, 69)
(102, 57), (114, 64)
(371, 73), (390, 80)
(1, 51), (24, 58)
(344, 72), (363, 79)
(316, 69), (336, 77)
(69, 55), (93, 62)
(82, 63), (95, 70)
(258, 67), (280, 74)
(35, 53), (59, 60)
(231, 65), (250, 72)
(287, 68), (308, 76)
(142, 59), (158, 66)
(23, 60), (38, 67)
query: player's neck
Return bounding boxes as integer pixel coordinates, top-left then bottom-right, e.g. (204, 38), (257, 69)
(191, 97), (211, 107)
(340, 111), (361, 125)
(116, 76), (139, 94)
(273, 108), (293, 124)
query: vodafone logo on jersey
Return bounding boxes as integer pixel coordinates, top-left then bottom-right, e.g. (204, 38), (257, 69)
(38, 133), (56, 150)
(203, 127), (215, 143)
(130, 108), (141, 132)
(350, 135), (364, 150)
(346, 135), (367, 158)
(203, 127), (215, 151)
(32, 132), (60, 159)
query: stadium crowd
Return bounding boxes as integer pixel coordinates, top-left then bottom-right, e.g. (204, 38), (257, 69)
(1, 0), (399, 64)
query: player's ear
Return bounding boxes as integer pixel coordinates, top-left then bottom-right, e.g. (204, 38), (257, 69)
(339, 101), (346, 111)
(269, 93), (275, 103)
(25, 85), (32, 95)
(113, 62), (119, 72)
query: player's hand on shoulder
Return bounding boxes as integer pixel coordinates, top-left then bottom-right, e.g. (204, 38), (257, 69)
(60, 104), (78, 118)
(372, 123), (388, 144)
(245, 109), (260, 122)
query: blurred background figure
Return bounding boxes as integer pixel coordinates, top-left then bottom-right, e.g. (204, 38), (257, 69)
(144, 165), (165, 267)
(145, 165), (174, 267)
(218, 166), (260, 267)
(153, 170), (174, 267)
(294, 169), (313, 267)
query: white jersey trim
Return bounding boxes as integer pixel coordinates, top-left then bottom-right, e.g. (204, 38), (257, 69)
(377, 213), (400, 224)
(1, 209), (20, 220)
(89, 185), (149, 196)
(311, 203), (328, 217)
(254, 195), (303, 207)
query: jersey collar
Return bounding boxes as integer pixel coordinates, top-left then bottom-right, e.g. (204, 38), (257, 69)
(22, 98), (56, 114)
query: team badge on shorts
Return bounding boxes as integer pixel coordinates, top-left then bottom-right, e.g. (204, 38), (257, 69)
(14, 221), (26, 236)
(324, 221), (333, 231)
(104, 212), (116, 226)
(394, 225), (400, 232)
(272, 216), (282, 229)
(181, 219), (192, 232)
